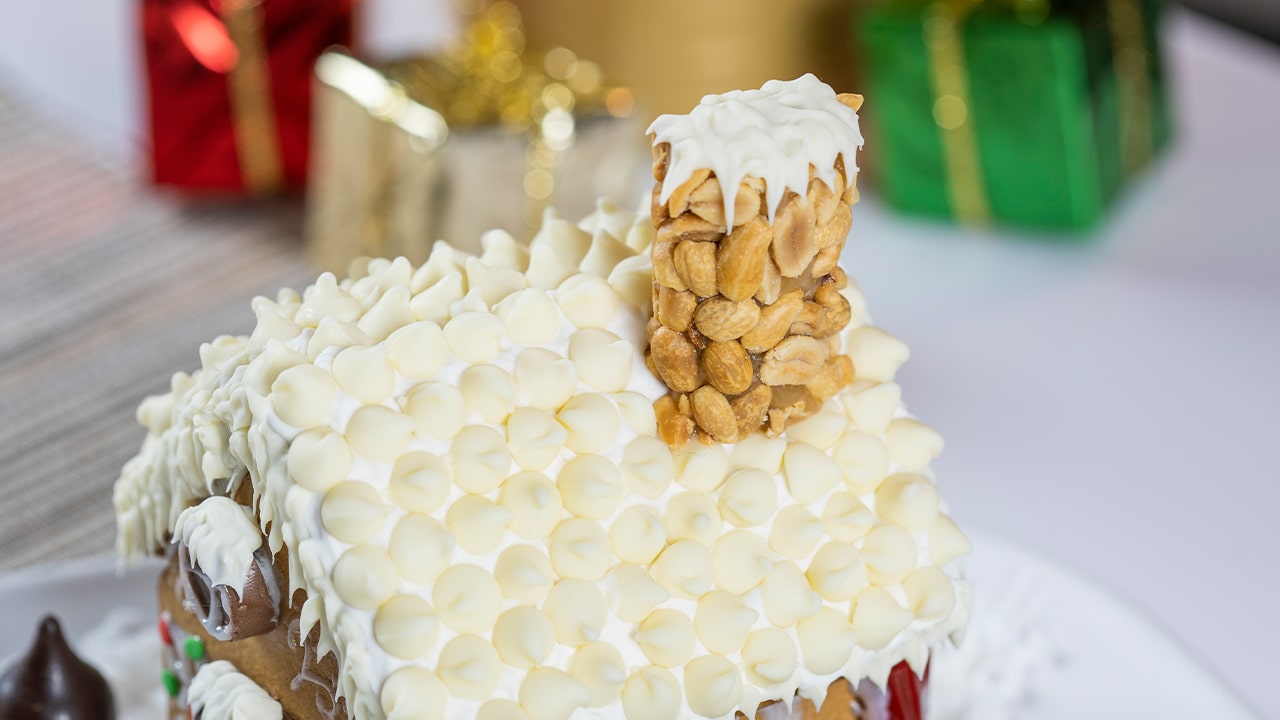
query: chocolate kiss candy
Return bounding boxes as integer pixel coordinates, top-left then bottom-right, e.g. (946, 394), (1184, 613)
(0, 616), (116, 719)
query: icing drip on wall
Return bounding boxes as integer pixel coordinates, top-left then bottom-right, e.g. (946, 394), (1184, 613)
(288, 617), (347, 720)
(173, 497), (264, 595)
(177, 544), (280, 642)
(187, 660), (282, 720)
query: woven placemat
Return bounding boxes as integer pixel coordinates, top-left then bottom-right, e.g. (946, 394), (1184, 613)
(0, 88), (315, 570)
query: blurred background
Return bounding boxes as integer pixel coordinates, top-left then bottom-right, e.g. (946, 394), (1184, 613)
(0, 0), (1276, 716)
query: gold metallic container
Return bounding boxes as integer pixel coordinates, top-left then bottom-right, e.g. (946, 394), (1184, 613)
(513, 0), (856, 119)
(305, 6), (647, 272)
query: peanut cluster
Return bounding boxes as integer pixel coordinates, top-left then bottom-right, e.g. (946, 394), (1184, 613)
(646, 143), (860, 446)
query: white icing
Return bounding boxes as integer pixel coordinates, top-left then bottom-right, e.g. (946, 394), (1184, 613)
(115, 201), (968, 720)
(188, 660), (283, 720)
(648, 74), (864, 228)
(172, 496), (261, 593)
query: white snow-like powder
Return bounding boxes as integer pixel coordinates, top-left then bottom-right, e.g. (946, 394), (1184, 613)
(76, 608), (169, 720)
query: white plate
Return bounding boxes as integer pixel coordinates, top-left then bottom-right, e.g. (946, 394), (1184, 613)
(0, 532), (1261, 719)
(929, 532), (1261, 720)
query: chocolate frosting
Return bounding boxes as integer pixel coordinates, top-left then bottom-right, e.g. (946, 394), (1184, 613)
(0, 616), (115, 720)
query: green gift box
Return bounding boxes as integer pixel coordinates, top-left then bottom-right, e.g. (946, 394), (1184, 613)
(859, 0), (1173, 230)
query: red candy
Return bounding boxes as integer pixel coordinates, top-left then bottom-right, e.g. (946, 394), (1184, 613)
(886, 660), (926, 720)
(158, 614), (172, 647)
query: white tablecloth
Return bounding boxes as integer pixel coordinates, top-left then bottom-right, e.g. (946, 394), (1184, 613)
(1, 5), (1276, 717)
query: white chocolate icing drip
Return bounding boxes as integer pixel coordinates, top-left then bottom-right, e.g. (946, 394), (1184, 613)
(115, 199), (969, 720)
(188, 660), (283, 720)
(173, 496), (262, 595)
(648, 74), (864, 228)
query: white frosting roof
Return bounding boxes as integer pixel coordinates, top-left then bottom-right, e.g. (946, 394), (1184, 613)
(648, 74), (864, 228)
(114, 199), (969, 720)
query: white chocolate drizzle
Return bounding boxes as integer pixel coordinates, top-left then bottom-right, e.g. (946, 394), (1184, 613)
(648, 74), (864, 228)
(172, 496), (262, 595)
(188, 660), (283, 720)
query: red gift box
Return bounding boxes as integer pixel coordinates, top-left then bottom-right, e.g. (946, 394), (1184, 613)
(142, 0), (355, 193)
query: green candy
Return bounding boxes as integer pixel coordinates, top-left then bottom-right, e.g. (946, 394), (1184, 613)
(161, 668), (180, 698)
(183, 635), (206, 661)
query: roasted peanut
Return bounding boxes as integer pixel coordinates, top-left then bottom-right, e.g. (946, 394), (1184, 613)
(656, 286), (698, 332)
(815, 202), (852, 250)
(674, 240), (718, 298)
(771, 193), (818, 277)
(766, 384), (822, 435)
(691, 386), (738, 443)
(759, 335), (827, 386)
(768, 383), (813, 410)
(767, 406), (802, 436)
(651, 184), (669, 225)
(811, 245), (841, 277)
(842, 176), (859, 205)
(754, 256), (783, 305)
(806, 356), (848, 400)
(655, 394), (695, 447)
(667, 168), (711, 217)
(654, 394), (677, 424)
(731, 383), (772, 438)
(732, 181), (763, 224)
(740, 289), (804, 353)
(694, 297), (761, 342)
(689, 177), (763, 227)
(652, 241), (686, 291)
(717, 217), (772, 302)
(812, 282), (852, 338)
(789, 301), (822, 336)
(829, 164), (847, 199)
(700, 340), (754, 395)
(687, 176), (725, 226)
(808, 176), (842, 226)
(661, 415), (695, 446)
(650, 327), (701, 392)
(657, 213), (725, 244)
(836, 93), (865, 112)
(835, 154), (859, 204)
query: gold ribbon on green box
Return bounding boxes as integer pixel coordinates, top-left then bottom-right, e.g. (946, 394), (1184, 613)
(1105, 0), (1154, 175)
(922, 0), (991, 224)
